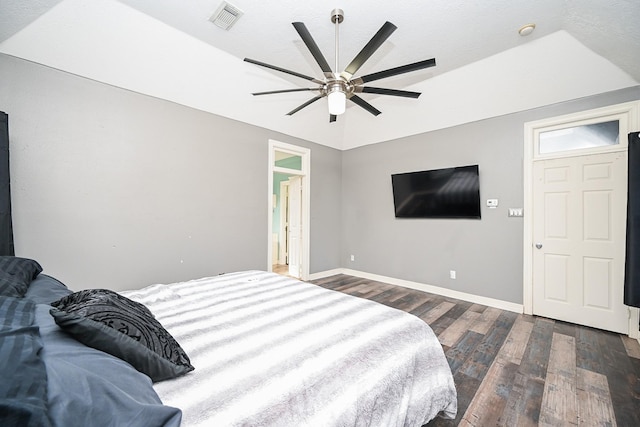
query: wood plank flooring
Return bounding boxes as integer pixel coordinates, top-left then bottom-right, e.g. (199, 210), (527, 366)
(308, 274), (640, 427)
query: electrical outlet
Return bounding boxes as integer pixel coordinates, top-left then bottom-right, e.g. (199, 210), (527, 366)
(350, 254), (355, 261)
(450, 270), (456, 279)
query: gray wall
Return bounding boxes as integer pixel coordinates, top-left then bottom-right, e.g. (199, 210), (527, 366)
(341, 86), (640, 304)
(1, 52), (637, 303)
(0, 54), (342, 291)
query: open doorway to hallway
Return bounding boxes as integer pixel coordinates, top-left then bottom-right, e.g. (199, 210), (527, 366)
(268, 140), (310, 280)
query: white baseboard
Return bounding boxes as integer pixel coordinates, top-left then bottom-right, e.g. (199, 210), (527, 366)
(308, 269), (344, 281)
(309, 268), (524, 314)
(629, 307), (640, 340)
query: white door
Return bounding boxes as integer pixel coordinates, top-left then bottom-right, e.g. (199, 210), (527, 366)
(532, 151), (628, 333)
(287, 176), (302, 278)
(278, 181), (289, 265)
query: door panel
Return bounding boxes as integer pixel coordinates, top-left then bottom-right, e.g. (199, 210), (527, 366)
(583, 257), (611, 308)
(287, 176), (302, 278)
(532, 151), (627, 333)
(544, 254), (569, 302)
(544, 191), (568, 238)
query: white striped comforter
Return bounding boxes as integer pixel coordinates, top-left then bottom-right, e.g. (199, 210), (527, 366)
(122, 271), (457, 427)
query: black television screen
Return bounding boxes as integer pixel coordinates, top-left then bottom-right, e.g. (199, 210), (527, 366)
(391, 165), (481, 219)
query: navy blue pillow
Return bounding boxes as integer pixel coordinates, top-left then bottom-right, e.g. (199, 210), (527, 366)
(50, 289), (193, 382)
(0, 257), (43, 298)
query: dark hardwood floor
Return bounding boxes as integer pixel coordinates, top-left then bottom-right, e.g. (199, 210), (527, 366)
(308, 274), (640, 427)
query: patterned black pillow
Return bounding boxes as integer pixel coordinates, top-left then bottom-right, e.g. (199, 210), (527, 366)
(0, 256), (43, 297)
(50, 289), (194, 382)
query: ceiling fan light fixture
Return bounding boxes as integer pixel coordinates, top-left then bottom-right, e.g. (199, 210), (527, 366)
(328, 89), (346, 115)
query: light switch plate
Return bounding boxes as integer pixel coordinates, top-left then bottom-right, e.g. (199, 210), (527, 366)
(508, 208), (524, 217)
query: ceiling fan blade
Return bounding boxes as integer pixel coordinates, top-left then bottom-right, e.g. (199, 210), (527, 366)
(252, 88), (319, 96)
(359, 86), (421, 98)
(244, 58), (324, 84)
(349, 95), (381, 116)
(329, 114), (337, 123)
(343, 21), (397, 78)
(286, 95), (323, 116)
(292, 22), (333, 78)
(354, 58), (436, 84)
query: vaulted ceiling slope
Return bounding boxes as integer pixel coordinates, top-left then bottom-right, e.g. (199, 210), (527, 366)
(1, 0), (639, 150)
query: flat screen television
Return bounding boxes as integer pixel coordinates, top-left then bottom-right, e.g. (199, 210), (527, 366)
(391, 164), (481, 219)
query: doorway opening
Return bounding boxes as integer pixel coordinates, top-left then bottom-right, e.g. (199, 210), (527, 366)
(268, 140), (310, 280)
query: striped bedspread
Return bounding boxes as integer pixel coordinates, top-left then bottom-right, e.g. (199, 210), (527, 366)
(122, 271), (457, 426)
(0, 297), (50, 427)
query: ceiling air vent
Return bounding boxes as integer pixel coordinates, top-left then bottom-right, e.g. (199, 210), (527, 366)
(210, 1), (244, 30)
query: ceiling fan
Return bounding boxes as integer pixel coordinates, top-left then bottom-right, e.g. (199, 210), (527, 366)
(244, 9), (436, 122)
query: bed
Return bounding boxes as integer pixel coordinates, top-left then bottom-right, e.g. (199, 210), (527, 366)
(1, 257), (457, 426)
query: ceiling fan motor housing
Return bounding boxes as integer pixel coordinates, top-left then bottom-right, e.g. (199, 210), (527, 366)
(324, 78), (353, 98)
(331, 9), (344, 24)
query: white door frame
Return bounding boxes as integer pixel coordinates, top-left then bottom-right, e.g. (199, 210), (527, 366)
(523, 100), (640, 338)
(267, 140), (310, 280)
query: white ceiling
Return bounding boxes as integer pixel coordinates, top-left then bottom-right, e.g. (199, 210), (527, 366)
(1, 0), (639, 150)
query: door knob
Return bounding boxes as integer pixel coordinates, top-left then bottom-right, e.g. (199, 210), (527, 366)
(535, 243), (543, 249)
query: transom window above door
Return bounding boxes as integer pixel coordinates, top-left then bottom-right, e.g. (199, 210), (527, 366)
(275, 150), (303, 171)
(539, 120), (620, 155)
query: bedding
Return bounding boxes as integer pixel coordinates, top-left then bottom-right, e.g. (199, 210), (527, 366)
(24, 274), (72, 304)
(0, 297), (50, 427)
(122, 270), (458, 426)
(35, 303), (182, 426)
(0, 263), (182, 427)
(0, 256), (42, 297)
(50, 289), (194, 382)
(1, 257), (456, 427)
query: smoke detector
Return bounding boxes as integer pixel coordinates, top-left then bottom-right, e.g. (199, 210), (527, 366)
(518, 23), (536, 36)
(210, 1), (244, 30)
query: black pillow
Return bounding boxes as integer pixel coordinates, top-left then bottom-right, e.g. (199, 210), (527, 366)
(50, 289), (194, 382)
(0, 256), (43, 298)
